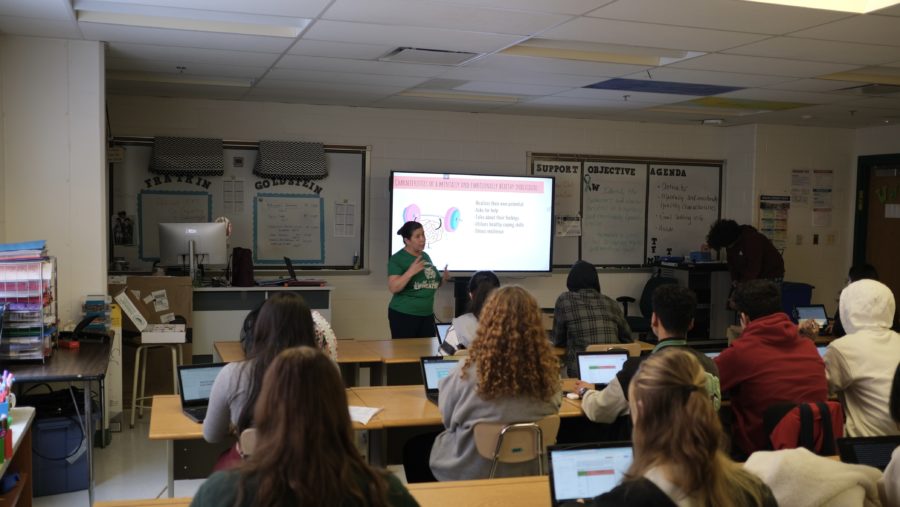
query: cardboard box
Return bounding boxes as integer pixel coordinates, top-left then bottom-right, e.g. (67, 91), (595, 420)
(141, 323), (186, 344)
(108, 276), (193, 332)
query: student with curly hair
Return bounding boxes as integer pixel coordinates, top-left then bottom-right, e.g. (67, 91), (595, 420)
(190, 347), (419, 507)
(428, 285), (562, 481)
(594, 348), (776, 507)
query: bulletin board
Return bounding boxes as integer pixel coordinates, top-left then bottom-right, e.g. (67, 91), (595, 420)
(111, 138), (368, 270)
(531, 154), (722, 267)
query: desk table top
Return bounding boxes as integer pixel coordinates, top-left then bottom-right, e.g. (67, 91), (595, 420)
(408, 475), (549, 507)
(213, 341), (243, 363)
(7, 341), (111, 382)
(149, 395), (202, 441)
(363, 338), (440, 364)
(94, 499), (192, 507)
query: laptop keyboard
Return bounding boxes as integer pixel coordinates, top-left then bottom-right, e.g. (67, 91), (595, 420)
(184, 406), (208, 422)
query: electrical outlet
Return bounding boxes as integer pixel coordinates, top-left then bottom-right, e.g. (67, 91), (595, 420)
(813, 234), (819, 245)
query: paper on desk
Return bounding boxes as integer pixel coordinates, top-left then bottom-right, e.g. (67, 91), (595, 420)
(349, 405), (382, 425)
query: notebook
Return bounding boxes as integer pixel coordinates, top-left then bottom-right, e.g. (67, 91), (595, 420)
(435, 323), (451, 344)
(548, 442), (634, 506)
(837, 435), (900, 471)
(420, 356), (457, 404)
(178, 362), (226, 423)
(575, 351), (629, 387)
(794, 305), (829, 327)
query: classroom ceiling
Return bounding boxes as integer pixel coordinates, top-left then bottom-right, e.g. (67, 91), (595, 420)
(3, 0), (900, 128)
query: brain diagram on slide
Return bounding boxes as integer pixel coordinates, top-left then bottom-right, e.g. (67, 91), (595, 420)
(402, 203), (462, 246)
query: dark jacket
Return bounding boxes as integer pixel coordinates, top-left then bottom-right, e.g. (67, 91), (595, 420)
(726, 225), (784, 283)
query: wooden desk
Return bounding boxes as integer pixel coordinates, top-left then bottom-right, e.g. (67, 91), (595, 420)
(8, 342), (111, 506)
(95, 500), (191, 507)
(213, 341), (242, 363)
(0, 407), (36, 507)
(409, 475), (550, 507)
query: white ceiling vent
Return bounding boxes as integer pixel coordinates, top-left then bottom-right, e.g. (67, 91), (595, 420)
(379, 47), (480, 66)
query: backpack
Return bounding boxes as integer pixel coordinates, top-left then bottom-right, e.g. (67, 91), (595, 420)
(766, 401), (844, 455)
(231, 247), (254, 287)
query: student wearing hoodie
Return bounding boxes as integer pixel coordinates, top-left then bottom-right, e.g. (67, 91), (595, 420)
(824, 279), (900, 437)
(715, 280), (828, 458)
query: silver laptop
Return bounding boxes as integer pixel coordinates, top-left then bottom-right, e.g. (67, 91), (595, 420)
(420, 356), (457, 404)
(548, 442), (634, 506)
(177, 363), (226, 423)
(435, 323), (451, 344)
(575, 351), (629, 387)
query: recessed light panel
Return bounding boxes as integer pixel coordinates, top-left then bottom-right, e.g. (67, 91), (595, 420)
(585, 78), (742, 96)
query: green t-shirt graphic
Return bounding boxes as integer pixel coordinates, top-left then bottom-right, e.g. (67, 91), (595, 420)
(388, 249), (440, 316)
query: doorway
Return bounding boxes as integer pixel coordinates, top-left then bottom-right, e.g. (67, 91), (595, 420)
(854, 154), (900, 298)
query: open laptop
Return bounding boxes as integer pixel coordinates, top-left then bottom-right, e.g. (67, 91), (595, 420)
(548, 442), (633, 506)
(177, 362), (226, 423)
(435, 323), (451, 344)
(420, 356), (458, 404)
(794, 304), (830, 335)
(575, 351), (629, 387)
(837, 435), (900, 471)
(258, 257), (324, 287)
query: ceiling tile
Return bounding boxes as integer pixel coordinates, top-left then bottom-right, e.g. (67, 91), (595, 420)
(791, 14), (900, 47)
(466, 53), (648, 78)
(514, 95), (646, 111)
(265, 68), (429, 88)
(106, 42), (281, 67)
(724, 37), (900, 65)
(670, 53), (858, 78)
(716, 88), (848, 105)
(277, 54), (448, 77)
(586, 0), (848, 34)
(0, 0), (74, 20)
(78, 0), (332, 18)
(430, 0), (613, 16)
(288, 40), (394, 59)
(0, 15), (81, 38)
(439, 66), (601, 87)
(373, 95), (509, 112)
(555, 87), (700, 104)
(622, 67), (792, 88)
(763, 78), (868, 92)
(540, 17), (770, 52)
(79, 22), (294, 52)
(322, 0), (569, 35)
(452, 81), (570, 95)
(303, 19), (522, 54)
(106, 57), (268, 78)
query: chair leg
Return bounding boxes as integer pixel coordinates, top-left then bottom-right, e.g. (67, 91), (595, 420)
(130, 345), (142, 428)
(170, 345), (178, 395)
(488, 458), (498, 479)
(138, 346), (150, 418)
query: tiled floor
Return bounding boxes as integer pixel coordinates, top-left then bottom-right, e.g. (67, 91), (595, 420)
(33, 415), (204, 507)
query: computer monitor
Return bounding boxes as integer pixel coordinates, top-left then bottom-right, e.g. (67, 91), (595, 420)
(158, 222), (227, 267)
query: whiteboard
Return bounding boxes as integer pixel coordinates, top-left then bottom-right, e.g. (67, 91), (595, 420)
(646, 164), (721, 258)
(532, 159), (581, 266)
(582, 162), (647, 266)
(138, 190), (212, 260)
(254, 194), (324, 263)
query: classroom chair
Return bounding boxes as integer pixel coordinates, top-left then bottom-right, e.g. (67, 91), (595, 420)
(585, 342), (642, 357)
(473, 414), (560, 478)
(239, 428), (258, 458)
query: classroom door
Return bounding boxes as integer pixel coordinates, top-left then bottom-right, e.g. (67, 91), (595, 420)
(864, 164), (900, 297)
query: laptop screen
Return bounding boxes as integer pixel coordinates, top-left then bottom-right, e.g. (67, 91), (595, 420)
(576, 352), (628, 385)
(549, 443), (633, 505)
(838, 436), (900, 471)
(795, 305), (828, 326)
(178, 363), (226, 406)
(435, 323), (451, 344)
(283, 256), (297, 279)
(422, 358), (457, 390)
(704, 351), (721, 360)
(817, 345), (827, 358)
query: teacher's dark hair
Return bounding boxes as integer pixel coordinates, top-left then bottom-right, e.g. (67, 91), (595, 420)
(397, 221), (423, 240)
(238, 292), (316, 432)
(567, 260), (601, 292)
(468, 270), (501, 319)
(706, 219), (741, 250)
(236, 347), (392, 507)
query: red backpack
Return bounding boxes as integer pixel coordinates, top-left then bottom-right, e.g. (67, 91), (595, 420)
(765, 401), (844, 455)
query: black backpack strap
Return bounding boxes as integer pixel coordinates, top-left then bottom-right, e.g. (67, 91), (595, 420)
(798, 403), (815, 451)
(817, 402), (835, 456)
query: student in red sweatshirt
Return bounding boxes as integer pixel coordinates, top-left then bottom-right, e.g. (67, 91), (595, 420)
(715, 280), (828, 458)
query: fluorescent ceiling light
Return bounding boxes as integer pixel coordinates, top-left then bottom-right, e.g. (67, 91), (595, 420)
(740, 0), (900, 13)
(107, 71), (252, 88)
(77, 9), (309, 38)
(820, 67), (900, 86)
(501, 39), (703, 66)
(398, 90), (519, 103)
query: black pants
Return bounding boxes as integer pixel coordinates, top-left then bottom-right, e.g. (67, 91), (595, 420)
(402, 431), (440, 483)
(389, 308), (436, 339)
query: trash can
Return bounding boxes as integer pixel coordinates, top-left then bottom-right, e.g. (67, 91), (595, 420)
(32, 412), (100, 497)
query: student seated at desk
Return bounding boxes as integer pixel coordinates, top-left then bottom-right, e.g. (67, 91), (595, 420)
(594, 349), (776, 507)
(420, 286), (561, 482)
(204, 293), (319, 460)
(239, 302), (338, 359)
(439, 270), (499, 356)
(191, 347), (419, 507)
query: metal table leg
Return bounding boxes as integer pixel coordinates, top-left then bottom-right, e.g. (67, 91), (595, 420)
(167, 439), (175, 497)
(85, 380), (94, 506)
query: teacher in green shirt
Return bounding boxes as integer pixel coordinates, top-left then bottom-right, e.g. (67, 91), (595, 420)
(388, 221), (449, 338)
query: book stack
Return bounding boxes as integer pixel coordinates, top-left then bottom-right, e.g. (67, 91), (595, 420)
(0, 240), (47, 261)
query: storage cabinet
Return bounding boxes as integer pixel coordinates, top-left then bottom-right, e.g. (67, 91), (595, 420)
(0, 258), (58, 361)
